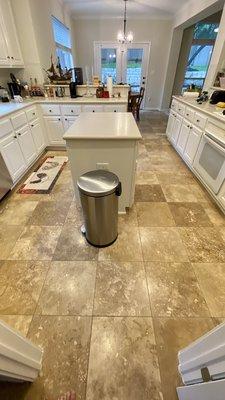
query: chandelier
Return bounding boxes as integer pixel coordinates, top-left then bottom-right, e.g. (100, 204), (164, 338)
(117, 0), (134, 43)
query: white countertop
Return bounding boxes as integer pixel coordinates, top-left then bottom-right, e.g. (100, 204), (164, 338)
(63, 112), (142, 140)
(0, 97), (127, 119)
(173, 95), (225, 123)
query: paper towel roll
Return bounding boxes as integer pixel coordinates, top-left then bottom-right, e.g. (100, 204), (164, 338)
(107, 76), (113, 97)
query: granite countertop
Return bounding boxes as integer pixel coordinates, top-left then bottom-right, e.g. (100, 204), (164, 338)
(0, 97), (128, 119)
(63, 112), (142, 140)
(173, 95), (225, 123)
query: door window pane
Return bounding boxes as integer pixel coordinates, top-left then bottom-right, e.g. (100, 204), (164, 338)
(126, 48), (143, 92)
(101, 48), (117, 84)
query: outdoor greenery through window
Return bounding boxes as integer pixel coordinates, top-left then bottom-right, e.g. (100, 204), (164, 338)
(183, 22), (219, 90)
(52, 16), (73, 70)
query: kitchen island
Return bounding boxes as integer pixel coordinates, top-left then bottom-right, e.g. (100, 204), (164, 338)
(63, 112), (142, 212)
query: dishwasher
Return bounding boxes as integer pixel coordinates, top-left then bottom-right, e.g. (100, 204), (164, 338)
(0, 153), (13, 200)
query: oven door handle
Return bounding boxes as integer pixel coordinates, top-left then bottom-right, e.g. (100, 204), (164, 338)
(204, 132), (225, 155)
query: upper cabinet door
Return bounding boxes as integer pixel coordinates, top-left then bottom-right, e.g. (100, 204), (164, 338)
(0, 0), (24, 67)
(0, 18), (10, 65)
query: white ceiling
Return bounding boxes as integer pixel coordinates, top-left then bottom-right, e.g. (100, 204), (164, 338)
(63, 0), (190, 19)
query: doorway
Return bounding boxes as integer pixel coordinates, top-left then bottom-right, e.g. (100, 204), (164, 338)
(94, 41), (150, 95)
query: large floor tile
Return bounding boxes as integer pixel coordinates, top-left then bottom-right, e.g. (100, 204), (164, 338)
(27, 200), (71, 226)
(0, 260), (48, 314)
(136, 171), (159, 185)
(53, 225), (98, 261)
(146, 262), (210, 317)
(65, 202), (84, 226)
(22, 316), (91, 400)
(118, 206), (138, 228)
(0, 225), (24, 259)
(36, 261), (96, 315)
(94, 261), (150, 316)
(179, 227), (225, 262)
(0, 200), (38, 225)
(136, 202), (175, 227)
(168, 202), (213, 227)
(86, 317), (162, 400)
(0, 315), (32, 337)
(8, 225), (62, 261)
(135, 184), (166, 202)
(162, 184), (200, 202)
(201, 202), (225, 226)
(153, 317), (214, 400)
(139, 227), (189, 262)
(193, 263), (225, 317)
(98, 226), (142, 262)
(156, 172), (195, 185)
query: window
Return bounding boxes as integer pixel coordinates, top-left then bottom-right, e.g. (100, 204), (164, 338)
(51, 16), (73, 70)
(183, 22), (219, 90)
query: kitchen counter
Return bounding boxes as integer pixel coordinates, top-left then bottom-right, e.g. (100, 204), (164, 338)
(173, 95), (225, 123)
(63, 112), (141, 140)
(0, 96), (128, 119)
(64, 112), (141, 212)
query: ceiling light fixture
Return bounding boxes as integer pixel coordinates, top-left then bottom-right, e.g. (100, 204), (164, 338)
(117, 0), (134, 44)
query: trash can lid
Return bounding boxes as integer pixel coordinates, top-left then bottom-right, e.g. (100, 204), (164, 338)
(77, 170), (119, 197)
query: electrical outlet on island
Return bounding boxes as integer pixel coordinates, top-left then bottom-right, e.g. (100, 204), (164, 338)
(96, 163), (109, 170)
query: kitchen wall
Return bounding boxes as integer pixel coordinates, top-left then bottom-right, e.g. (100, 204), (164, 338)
(72, 18), (173, 110)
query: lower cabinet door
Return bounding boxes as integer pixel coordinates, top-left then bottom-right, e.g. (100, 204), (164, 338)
(176, 120), (190, 154)
(171, 115), (182, 147)
(1, 134), (26, 181)
(17, 125), (37, 166)
(30, 120), (45, 154)
(44, 117), (65, 145)
(183, 126), (202, 165)
(64, 116), (78, 131)
(166, 111), (176, 140)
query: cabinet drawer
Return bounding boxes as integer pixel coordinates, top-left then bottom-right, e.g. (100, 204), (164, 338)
(61, 105), (82, 115)
(82, 105), (104, 113)
(0, 118), (13, 139)
(104, 104), (127, 112)
(11, 112), (27, 130)
(26, 107), (37, 122)
(184, 107), (195, 121)
(41, 104), (61, 116)
(177, 103), (185, 116)
(193, 112), (207, 130)
(171, 99), (178, 111)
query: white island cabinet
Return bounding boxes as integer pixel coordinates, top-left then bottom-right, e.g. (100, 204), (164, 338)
(63, 113), (142, 213)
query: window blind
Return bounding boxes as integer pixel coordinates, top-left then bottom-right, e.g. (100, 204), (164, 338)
(52, 16), (71, 49)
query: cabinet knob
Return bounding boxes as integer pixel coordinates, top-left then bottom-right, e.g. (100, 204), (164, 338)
(14, 135), (17, 139)
(11, 56), (14, 59)
(114, 110), (116, 112)
(186, 113), (189, 116)
(58, 118), (61, 121)
(190, 126), (193, 129)
(18, 133), (21, 136)
(92, 110), (95, 112)
(196, 119), (200, 122)
(32, 112), (35, 115)
(49, 110), (52, 112)
(65, 118), (67, 121)
(31, 124), (34, 127)
(71, 110), (74, 113)
(187, 125), (190, 128)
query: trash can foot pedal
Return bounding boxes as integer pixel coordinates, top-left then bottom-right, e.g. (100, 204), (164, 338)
(81, 225), (86, 235)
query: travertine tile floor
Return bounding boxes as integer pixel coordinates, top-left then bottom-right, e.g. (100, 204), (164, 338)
(0, 111), (225, 400)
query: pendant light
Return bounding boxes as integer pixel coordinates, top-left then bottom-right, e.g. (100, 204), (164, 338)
(117, 0), (134, 44)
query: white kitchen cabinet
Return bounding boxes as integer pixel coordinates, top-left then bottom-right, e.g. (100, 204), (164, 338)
(30, 119), (45, 154)
(0, 0), (23, 67)
(166, 111), (176, 140)
(0, 133), (26, 181)
(104, 104), (127, 112)
(177, 119), (190, 155)
(183, 126), (202, 165)
(171, 114), (182, 147)
(17, 124), (37, 166)
(44, 116), (65, 145)
(64, 116), (78, 131)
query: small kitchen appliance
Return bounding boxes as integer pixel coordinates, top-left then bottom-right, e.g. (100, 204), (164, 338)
(210, 90), (225, 104)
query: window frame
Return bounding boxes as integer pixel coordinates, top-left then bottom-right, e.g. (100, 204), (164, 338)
(51, 16), (74, 70)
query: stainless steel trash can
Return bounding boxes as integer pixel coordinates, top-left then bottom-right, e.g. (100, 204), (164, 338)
(77, 170), (122, 247)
